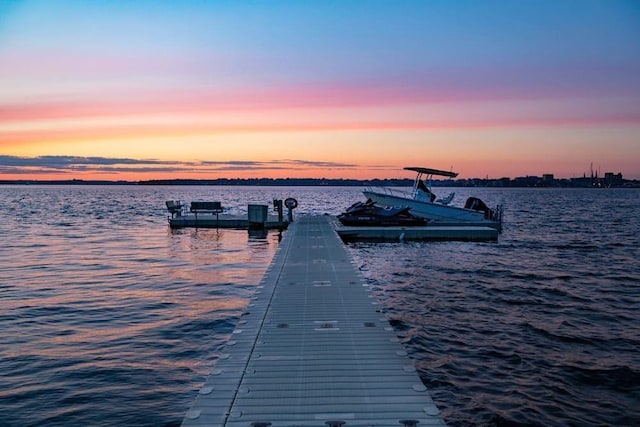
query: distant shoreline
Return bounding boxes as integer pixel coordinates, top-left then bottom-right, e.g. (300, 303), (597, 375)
(1, 177), (639, 188)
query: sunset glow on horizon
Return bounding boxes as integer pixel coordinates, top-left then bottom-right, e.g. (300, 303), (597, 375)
(1, 1), (639, 180)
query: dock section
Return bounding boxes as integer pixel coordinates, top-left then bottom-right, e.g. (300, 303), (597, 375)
(334, 220), (498, 242)
(167, 200), (292, 230)
(169, 213), (288, 230)
(182, 215), (445, 426)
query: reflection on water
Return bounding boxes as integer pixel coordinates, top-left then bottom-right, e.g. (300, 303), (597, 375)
(0, 186), (286, 426)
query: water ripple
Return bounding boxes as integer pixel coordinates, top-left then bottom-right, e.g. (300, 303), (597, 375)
(1, 185), (639, 426)
(348, 188), (640, 426)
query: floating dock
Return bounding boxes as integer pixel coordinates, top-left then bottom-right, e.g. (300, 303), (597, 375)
(169, 213), (289, 230)
(334, 219), (499, 242)
(168, 201), (292, 230)
(182, 215), (445, 426)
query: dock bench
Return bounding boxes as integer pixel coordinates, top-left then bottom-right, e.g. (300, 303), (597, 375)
(190, 201), (224, 221)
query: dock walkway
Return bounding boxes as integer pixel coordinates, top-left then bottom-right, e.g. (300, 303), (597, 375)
(182, 215), (445, 426)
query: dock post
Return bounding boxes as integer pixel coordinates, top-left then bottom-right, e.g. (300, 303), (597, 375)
(273, 199), (283, 223)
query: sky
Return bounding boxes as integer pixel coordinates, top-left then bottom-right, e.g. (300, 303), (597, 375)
(1, 0), (639, 181)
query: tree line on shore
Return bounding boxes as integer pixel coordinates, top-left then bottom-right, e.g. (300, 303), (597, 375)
(2, 176), (638, 187)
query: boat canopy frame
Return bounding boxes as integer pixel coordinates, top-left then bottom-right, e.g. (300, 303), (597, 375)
(404, 166), (458, 178)
(405, 166), (458, 198)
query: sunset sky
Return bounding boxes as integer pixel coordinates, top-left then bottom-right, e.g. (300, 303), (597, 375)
(1, 0), (639, 180)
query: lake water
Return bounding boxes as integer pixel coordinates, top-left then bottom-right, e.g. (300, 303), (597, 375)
(0, 185), (638, 426)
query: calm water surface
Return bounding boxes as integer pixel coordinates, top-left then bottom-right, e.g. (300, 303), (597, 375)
(0, 185), (638, 426)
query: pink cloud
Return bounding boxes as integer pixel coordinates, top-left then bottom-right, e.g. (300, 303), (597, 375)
(2, 110), (639, 147)
(2, 76), (639, 122)
(2, 59), (639, 139)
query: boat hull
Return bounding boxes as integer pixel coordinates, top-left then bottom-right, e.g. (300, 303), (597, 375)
(363, 189), (501, 229)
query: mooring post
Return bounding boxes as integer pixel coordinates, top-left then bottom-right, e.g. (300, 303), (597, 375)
(273, 199), (284, 223)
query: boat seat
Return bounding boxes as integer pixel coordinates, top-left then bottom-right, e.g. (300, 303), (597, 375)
(436, 192), (455, 205)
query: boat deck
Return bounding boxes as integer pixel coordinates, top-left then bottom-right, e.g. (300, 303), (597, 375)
(181, 215), (445, 426)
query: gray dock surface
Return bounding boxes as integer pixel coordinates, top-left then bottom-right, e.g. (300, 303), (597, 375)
(182, 215), (445, 426)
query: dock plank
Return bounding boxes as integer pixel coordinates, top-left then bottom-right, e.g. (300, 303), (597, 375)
(182, 215), (445, 426)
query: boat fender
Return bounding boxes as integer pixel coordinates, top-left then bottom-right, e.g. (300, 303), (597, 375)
(284, 197), (298, 209)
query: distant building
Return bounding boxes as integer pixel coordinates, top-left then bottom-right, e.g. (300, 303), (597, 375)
(512, 175), (542, 187)
(604, 172), (623, 187)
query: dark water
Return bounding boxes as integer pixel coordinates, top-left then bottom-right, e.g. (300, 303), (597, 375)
(349, 188), (640, 426)
(0, 185), (638, 426)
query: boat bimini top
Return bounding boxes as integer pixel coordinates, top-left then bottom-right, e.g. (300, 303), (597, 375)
(404, 166), (459, 178)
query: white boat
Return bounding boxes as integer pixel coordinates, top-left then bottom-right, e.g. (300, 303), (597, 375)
(363, 167), (504, 230)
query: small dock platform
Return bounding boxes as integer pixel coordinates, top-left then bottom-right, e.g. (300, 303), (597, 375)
(182, 215), (445, 426)
(169, 213), (289, 230)
(167, 200), (291, 230)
